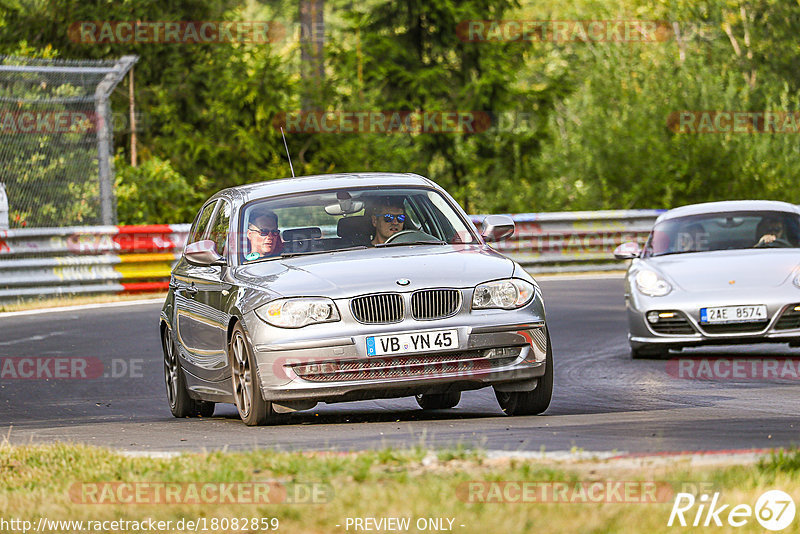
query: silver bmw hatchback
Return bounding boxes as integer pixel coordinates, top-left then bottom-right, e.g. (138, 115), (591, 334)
(615, 200), (800, 358)
(160, 173), (552, 425)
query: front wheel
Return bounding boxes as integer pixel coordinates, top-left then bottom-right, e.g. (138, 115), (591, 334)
(494, 330), (553, 416)
(229, 323), (279, 426)
(416, 392), (461, 410)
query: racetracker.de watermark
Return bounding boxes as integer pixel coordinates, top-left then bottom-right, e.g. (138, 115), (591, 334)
(68, 21), (286, 44)
(274, 111), (492, 134)
(667, 358), (800, 380)
(0, 357), (143, 380)
(456, 20), (689, 43)
(668, 111), (800, 134)
(0, 110), (151, 135)
(457, 480), (716, 503)
(0, 111), (99, 135)
(69, 482), (332, 505)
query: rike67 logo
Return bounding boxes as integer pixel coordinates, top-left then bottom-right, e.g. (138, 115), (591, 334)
(668, 490), (796, 531)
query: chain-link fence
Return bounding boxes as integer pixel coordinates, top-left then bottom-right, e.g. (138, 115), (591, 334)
(0, 55), (137, 228)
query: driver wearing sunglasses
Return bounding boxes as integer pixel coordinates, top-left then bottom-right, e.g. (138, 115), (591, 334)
(245, 209), (283, 260)
(370, 198), (406, 246)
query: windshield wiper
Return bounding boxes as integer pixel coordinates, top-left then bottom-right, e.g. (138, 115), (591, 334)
(374, 240), (446, 248)
(280, 245), (369, 258)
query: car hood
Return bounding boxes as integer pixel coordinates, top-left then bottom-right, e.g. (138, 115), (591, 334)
(234, 244), (516, 299)
(648, 249), (800, 291)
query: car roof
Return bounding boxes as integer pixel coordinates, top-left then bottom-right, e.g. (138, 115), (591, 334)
(656, 200), (800, 223)
(211, 172), (438, 203)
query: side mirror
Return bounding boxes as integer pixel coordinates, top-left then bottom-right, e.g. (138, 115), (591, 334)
(613, 241), (641, 260)
(481, 215), (515, 242)
(185, 239), (226, 266)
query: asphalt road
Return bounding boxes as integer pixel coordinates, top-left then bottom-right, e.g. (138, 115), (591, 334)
(2, 277), (799, 454)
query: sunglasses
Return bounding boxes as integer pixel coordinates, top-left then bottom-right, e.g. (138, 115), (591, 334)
(381, 213), (406, 223)
(249, 226), (280, 237)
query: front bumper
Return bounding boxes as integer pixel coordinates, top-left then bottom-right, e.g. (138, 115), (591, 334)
(243, 299), (549, 404)
(627, 286), (800, 348)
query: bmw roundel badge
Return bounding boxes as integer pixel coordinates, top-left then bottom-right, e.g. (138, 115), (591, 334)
(396, 278), (411, 286)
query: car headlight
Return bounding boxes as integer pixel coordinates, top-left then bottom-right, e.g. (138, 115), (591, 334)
(635, 270), (672, 297)
(794, 272), (800, 289)
(255, 298), (340, 328)
(472, 279), (535, 310)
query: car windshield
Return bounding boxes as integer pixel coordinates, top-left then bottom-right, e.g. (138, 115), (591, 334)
(238, 187), (477, 262)
(645, 210), (800, 256)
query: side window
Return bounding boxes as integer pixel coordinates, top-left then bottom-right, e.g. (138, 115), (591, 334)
(402, 198), (422, 231)
(425, 191), (476, 243)
(186, 201), (218, 247)
(208, 201), (231, 255)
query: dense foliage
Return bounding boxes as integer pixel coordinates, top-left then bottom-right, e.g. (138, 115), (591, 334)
(1, 0), (798, 223)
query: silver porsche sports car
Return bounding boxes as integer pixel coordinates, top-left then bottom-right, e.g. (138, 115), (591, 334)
(160, 173), (552, 425)
(615, 200), (800, 358)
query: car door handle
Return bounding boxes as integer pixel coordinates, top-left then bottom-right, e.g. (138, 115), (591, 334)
(175, 282), (198, 296)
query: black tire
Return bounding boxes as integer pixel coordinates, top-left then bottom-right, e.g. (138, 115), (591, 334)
(415, 392), (461, 410)
(495, 330), (553, 416)
(229, 323), (278, 426)
(631, 344), (670, 359)
(163, 326), (214, 418)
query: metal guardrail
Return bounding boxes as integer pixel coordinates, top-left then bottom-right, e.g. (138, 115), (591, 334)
(0, 224), (189, 301)
(0, 211), (663, 302)
(470, 209), (662, 272)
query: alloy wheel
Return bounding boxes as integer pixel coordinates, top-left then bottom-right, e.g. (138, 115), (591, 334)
(231, 331), (252, 417)
(163, 328), (179, 408)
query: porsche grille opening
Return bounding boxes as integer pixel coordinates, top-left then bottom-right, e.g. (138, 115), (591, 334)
(649, 312), (695, 335)
(776, 305), (800, 330)
(700, 321), (770, 334)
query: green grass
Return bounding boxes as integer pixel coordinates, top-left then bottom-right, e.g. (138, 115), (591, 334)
(2, 444), (800, 533)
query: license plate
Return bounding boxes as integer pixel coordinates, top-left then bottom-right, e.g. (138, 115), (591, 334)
(366, 329), (458, 356)
(700, 305), (768, 324)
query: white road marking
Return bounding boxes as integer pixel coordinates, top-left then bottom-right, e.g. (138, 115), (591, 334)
(0, 298), (164, 319)
(0, 331), (66, 346)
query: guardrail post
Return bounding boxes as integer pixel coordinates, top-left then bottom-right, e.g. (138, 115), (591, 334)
(0, 182), (8, 229)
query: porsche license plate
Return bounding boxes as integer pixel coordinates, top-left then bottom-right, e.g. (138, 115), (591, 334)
(700, 305), (767, 324)
(366, 329), (458, 356)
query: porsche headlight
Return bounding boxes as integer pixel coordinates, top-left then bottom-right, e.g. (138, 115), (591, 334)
(472, 279), (535, 310)
(635, 270), (672, 297)
(255, 298), (340, 328)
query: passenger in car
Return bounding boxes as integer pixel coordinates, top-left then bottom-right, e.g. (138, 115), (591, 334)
(245, 209), (283, 260)
(370, 197), (406, 245)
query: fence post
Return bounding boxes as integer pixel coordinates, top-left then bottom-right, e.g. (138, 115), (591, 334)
(95, 97), (114, 225)
(94, 55), (138, 225)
